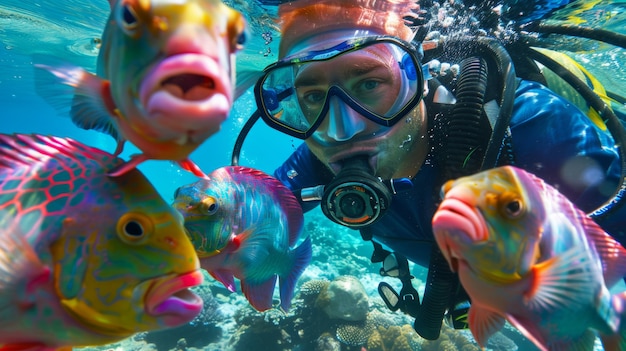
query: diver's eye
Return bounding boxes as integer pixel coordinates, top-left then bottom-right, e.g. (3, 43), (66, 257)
(120, 3), (139, 31)
(503, 199), (523, 218)
(201, 197), (219, 215)
(117, 213), (154, 244)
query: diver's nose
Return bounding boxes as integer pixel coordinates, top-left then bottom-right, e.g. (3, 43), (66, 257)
(326, 96), (366, 141)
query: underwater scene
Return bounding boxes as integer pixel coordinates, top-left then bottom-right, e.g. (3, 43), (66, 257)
(1, 0), (626, 350)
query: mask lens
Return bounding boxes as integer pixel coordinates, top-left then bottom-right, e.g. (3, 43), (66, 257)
(256, 38), (423, 139)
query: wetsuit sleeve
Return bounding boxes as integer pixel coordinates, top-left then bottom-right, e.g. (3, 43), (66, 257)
(509, 80), (621, 214)
(273, 143), (334, 213)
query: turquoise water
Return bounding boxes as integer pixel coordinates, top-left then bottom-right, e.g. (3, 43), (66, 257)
(1, 1), (626, 350)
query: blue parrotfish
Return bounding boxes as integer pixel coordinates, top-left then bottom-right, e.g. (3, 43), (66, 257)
(432, 165), (626, 351)
(172, 166), (312, 312)
(35, 0), (247, 177)
(0, 134), (204, 350)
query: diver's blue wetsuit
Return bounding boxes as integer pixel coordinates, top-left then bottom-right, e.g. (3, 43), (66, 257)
(273, 79), (623, 267)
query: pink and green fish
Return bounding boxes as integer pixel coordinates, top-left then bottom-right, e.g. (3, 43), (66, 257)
(0, 134), (204, 351)
(36, 0), (247, 177)
(432, 165), (626, 351)
(172, 166), (312, 312)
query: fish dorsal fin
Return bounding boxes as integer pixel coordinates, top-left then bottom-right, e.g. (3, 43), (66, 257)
(229, 166), (304, 246)
(0, 134), (120, 171)
(580, 215), (626, 287)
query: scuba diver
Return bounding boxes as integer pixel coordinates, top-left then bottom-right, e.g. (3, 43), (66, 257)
(234, 0), (626, 340)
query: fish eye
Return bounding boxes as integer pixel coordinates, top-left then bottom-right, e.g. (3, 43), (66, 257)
(201, 197), (219, 215)
(120, 3), (139, 31)
(229, 16), (247, 52)
(117, 213), (154, 244)
(236, 31), (247, 47)
(503, 199), (523, 218)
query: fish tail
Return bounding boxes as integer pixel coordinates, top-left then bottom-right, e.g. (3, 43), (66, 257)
(241, 276), (277, 312)
(278, 236), (312, 312)
(600, 291), (626, 351)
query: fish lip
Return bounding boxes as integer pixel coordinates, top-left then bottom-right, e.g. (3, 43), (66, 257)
(138, 53), (232, 134)
(434, 197), (489, 242)
(144, 269), (204, 327)
(432, 197), (489, 272)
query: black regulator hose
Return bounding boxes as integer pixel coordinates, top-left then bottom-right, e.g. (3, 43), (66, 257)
(231, 110), (262, 166)
(525, 48), (626, 221)
(414, 36), (517, 340)
(526, 23), (626, 50)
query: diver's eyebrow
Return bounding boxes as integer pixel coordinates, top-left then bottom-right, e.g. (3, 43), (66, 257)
(294, 74), (321, 87)
(347, 63), (389, 77)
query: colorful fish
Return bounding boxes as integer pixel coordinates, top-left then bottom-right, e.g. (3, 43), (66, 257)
(432, 165), (626, 351)
(172, 166), (312, 312)
(35, 0), (247, 177)
(0, 134), (204, 350)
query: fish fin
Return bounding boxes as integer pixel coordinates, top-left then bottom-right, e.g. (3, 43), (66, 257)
(505, 314), (550, 351)
(599, 291), (626, 351)
(0, 228), (51, 311)
(235, 69), (264, 100)
(581, 217), (626, 287)
(33, 59), (122, 142)
(178, 159), (208, 178)
(525, 247), (598, 311)
(467, 306), (505, 348)
(208, 269), (237, 292)
(278, 236), (312, 312)
(241, 275), (277, 311)
(106, 154), (150, 176)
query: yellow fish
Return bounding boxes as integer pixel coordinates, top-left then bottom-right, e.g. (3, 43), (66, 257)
(0, 134), (203, 350)
(36, 0), (247, 177)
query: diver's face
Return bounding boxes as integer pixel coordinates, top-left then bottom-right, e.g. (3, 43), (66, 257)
(296, 46), (428, 179)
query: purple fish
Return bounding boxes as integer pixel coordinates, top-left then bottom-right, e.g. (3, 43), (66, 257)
(172, 166), (312, 312)
(432, 165), (626, 350)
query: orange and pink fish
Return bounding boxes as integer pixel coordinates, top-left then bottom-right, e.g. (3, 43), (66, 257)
(0, 134), (203, 351)
(432, 165), (626, 351)
(172, 166), (312, 312)
(36, 0), (247, 177)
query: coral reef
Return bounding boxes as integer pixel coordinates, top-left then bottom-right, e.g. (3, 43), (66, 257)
(316, 276), (369, 322)
(366, 324), (422, 351)
(420, 323), (479, 351)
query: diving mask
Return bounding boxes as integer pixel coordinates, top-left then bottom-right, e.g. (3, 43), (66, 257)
(254, 35), (424, 139)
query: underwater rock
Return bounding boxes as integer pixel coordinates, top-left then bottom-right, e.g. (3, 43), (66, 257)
(316, 276), (369, 321)
(314, 332), (342, 351)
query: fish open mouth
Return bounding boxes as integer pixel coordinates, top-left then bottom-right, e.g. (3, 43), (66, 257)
(139, 53), (233, 136)
(161, 73), (216, 101)
(145, 270), (204, 327)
